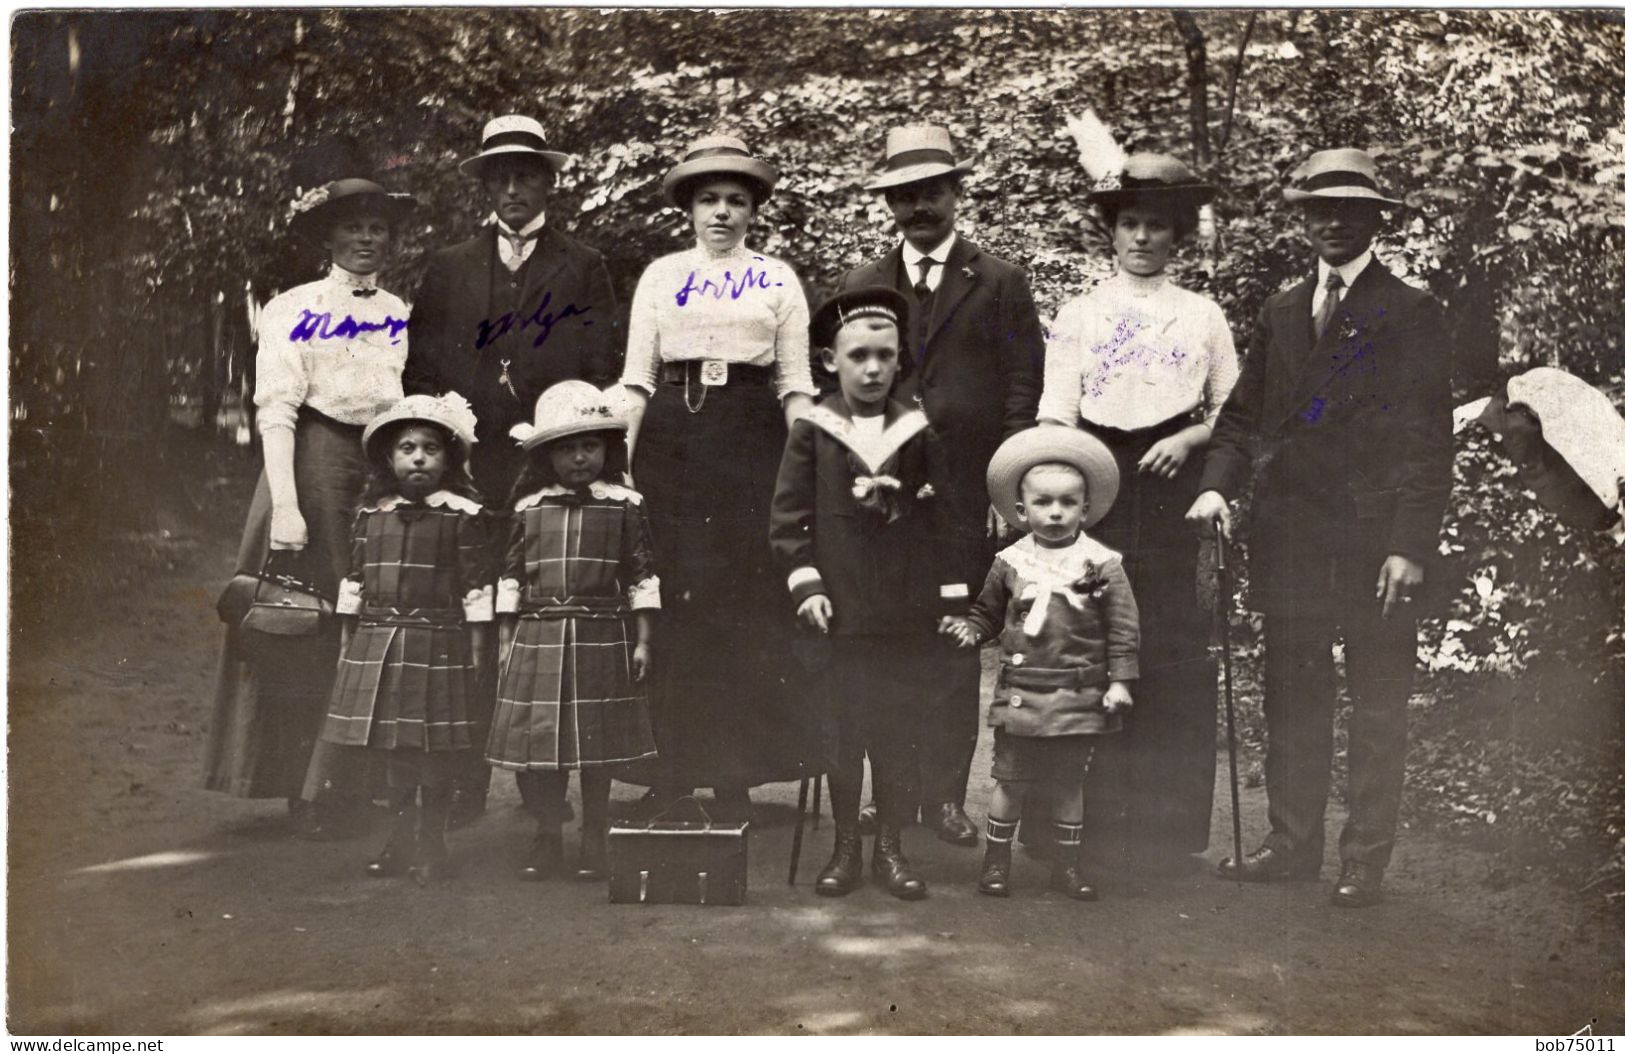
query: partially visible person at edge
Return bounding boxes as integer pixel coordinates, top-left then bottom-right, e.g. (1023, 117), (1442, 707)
(204, 175), (416, 838)
(1036, 153), (1238, 870)
(1186, 148), (1454, 908)
(609, 134), (823, 819)
(834, 123), (1046, 848)
(403, 114), (621, 827)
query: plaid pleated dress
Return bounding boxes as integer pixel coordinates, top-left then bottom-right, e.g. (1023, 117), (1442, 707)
(487, 481), (660, 771)
(321, 491), (495, 761)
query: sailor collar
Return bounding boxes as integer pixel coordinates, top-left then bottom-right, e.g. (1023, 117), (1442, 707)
(801, 400), (930, 475)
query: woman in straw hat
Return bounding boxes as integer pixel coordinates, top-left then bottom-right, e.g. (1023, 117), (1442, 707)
(612, 134), (821, 815)
(1036, 153), (1238, 868)
(204, 174), (416, 836)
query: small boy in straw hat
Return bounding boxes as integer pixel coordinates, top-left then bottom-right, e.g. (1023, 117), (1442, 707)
(942, 425), (1140, 900)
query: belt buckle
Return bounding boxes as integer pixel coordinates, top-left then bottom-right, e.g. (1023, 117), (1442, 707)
(699, 360), (729, 386)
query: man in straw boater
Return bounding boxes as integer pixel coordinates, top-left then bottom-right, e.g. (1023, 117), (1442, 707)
(835, 124), (1046, 848)
(405, 114), (620, 825)
(1186, 148), (1454, 907)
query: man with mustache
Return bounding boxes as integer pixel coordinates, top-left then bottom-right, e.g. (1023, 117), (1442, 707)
(404, 114), (620, 826)
(834, 124), (1046, 847)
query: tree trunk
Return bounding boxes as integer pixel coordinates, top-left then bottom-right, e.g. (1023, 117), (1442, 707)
(1171, 11), (1211, 165)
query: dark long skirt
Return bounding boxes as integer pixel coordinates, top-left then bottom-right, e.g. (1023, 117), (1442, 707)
(203, 409), (366, 799)
(627, 365), (829, 788)
(1078, 414), (1217, 855)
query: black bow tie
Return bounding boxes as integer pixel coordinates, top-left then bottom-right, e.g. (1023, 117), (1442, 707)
(352, 288), (377, 299)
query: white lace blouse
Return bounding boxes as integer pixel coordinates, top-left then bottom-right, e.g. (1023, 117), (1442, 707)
(619, 243), (815, 402)
(254, 265), (410, 433)
(1039, 270), (1238, 433)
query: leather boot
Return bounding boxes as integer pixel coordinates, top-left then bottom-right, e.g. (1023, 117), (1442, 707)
(871, 824), (927, 900)
(520, 820), (564, 881)
(815, 828), (864, 897)
(978, 817), (1017, 897)
(410, 785), (453, 885)
(1049, 822), (1097, 901)
(365, 789), (417, 878)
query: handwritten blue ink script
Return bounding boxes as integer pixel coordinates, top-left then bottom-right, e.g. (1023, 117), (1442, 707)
(476, 291), (593, 350)
(675, 257), (782, 307)
(290, 309), (409, 344)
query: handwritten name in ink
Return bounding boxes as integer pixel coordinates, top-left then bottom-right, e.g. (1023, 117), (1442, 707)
(1083, 319), (1191, 399)
(289, 309), (409, 345)
(674, 257), (783, 307)
(476, 291), (593, 351)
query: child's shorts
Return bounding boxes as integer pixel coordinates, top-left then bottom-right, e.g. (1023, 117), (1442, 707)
(991, 729), (1099, 783)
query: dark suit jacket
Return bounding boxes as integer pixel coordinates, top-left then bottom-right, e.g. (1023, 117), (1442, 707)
(1198, 259), (1452, 613)
(769, 395), (976, 636)
(404, 225), (620, 501)
(835, 237), (1044, 574)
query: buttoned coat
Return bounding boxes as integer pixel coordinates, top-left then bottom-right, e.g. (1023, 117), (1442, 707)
(768, 395), (974, 637)
(1197, 260), (1453, 615)
(835, 237), (1045, 578)
(404, 226), (620, 500)
(964, 535), (1141, 737)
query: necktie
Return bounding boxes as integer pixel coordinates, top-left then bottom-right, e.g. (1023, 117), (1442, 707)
(502, 232), (533, 273)
(352, 288), (377, 299)
(1314, 270), (1344, 339)
(913, 257), (937, 298)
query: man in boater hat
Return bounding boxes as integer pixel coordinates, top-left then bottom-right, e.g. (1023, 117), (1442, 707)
(1187, 148), (1454, 907)
(835, 124), (1046, 847)
(405, 114), (621, 824)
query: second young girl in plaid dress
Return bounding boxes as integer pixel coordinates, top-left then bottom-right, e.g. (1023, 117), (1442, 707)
(488, 381), (660, 882)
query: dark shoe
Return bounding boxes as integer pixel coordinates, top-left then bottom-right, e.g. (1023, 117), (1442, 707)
(872, 825), (927, 900)
(978, 844), (1012, 898)
(410, 787), (452, 885)
(364, 838), (414, 878)
(925, 802), (979, 847)
(814, 831), (864, 897)
(857, 802), (878, 836)
(1216, 844), (1320, 883)
(519, 830), (564, 881)
(1330, 862), (1384, 908)
(1050, 863), (1099, 901)
(574, 831), (608, 882)
(364, 794), (417, 877)
(446, 786), (487, 831)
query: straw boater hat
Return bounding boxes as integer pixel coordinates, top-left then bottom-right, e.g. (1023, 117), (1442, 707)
(810, 286), (910, 349)
(1282, 148), (1403, 206)
(362, 392), (479, 465)
(986, 426), (1121, 531)
(1086, 152), (1215, 208)
(864, 124), (975, 192)
(660, 134), (780, 205)
(288, 178), (416, 241)
(509, 380), (627, 452)
(459, 114), (571, 177)
(1456, 367), (1625, 522)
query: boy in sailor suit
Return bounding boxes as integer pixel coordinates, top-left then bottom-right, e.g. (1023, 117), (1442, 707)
(769, 287), (972, 901)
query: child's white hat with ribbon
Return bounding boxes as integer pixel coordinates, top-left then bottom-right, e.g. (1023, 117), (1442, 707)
(509, 380), (628, 452)
(362, 391), (479, 454)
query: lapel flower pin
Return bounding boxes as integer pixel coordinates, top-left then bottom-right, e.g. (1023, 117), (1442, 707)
(961, 266), (977, 281)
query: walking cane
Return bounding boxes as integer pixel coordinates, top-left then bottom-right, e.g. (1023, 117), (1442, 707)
(788, 775), (814, 885)
(1215, 529), (1245, 880)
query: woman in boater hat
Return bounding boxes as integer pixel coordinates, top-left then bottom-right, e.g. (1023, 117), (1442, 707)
(611, 135), (822, 816)
(204, 173), (416, 835)
(1036, 153), (1238, 869)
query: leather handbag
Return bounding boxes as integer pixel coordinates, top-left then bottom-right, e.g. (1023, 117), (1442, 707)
(608, 797), (748, 906)
(217, 551), (334, 637)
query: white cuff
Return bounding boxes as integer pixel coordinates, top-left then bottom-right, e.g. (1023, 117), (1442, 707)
(495, 578), (522, 614)
(628, 576), (661, 611)
(336, 578), (363, 616)
(787, 567), (822, 593)
(463, 584), (494, 623)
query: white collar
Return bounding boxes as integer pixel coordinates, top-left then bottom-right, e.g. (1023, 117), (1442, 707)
(328, 264), (379, 293)
(513, 480), (643, 511)
(1317, 249), (1373, 291)
(801, 403), (930, 475)
(490, 211), (547, 239)
(901, 231), (958, 269)
(368, 490), (482, 515)
(998, 531), (1120, 582)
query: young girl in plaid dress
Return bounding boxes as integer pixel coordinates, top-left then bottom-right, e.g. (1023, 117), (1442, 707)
(322, 393), (494, 884)
(489, 381), (660, 882)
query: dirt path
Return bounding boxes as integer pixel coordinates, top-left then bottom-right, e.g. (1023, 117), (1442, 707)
(7, 500), (1622, 1035)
